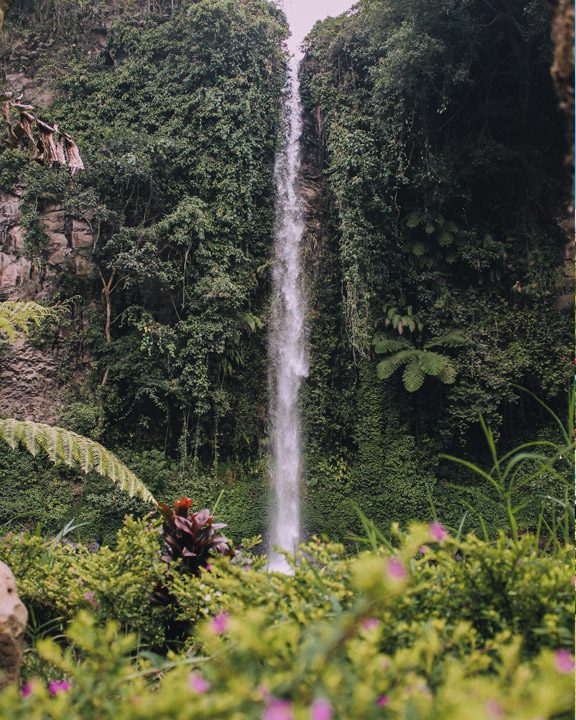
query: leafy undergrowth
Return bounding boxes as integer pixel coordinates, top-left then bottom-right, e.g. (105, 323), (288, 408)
(0, 517), (572, 719)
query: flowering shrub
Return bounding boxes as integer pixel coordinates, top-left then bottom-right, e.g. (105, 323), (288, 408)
(0, 518), (572, 718)
(0, 516), (170, 647)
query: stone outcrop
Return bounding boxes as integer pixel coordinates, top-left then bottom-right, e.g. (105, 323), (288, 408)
(0, 191), (94, 422)
(0, 190), (94, 300)
(0, 560), (27, 690)
(0, 334), (66, 423)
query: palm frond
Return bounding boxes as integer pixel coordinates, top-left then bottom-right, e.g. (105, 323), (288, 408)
(0, 418), (156, 504)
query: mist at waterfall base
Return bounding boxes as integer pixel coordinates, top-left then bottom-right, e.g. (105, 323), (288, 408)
(267, 55), (309, 574)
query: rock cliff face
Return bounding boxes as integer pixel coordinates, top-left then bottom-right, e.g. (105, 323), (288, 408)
(0, 190), (94, 300)
(0, 192), (94, 422)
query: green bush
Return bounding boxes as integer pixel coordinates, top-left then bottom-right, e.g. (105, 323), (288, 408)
(0, 517), (169, 649)
(0, 521), (572, 719)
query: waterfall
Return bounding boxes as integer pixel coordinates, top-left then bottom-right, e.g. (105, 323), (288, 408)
(267, 55), (309, 574)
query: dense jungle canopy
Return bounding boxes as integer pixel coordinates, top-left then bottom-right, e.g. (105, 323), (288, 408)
(0, 0), (571, 542)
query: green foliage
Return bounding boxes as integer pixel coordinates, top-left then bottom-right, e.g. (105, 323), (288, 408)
(0, 521), (572, 719)
(0, 516), (169, 647)
(374, 331), (466, 392)
(0, 301), (62, 343)
(300, 0), (571, 508)
(0, 418), (156, 503)
(157, 496), (233, 579)
(1, 0), (287, 461)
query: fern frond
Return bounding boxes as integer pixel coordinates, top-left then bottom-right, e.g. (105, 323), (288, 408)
(437, 361), (457, 384)
(376, 349), (416, 379)
(373, 337), (413, 354)
(418, 351), (448, 376)
(0, 418), (156, 504)
(0, 301), (62, 342)
(403, 359), (425, 392)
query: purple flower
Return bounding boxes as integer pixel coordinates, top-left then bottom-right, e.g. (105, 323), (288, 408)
(21, 682), (32, 698)
(188, 672), (210, 693)
(419, 545), (430, 554)
(211, 611), (230, 635)
(387, 556), (407, 580)
(205, 564), (212, 571)
(48, 680), (72, 695)
(83, 591), (98, 607)
(263, 698), (294, 720)
(310, 698), (333, 720)
(361, 618), (381, 631)
(376, 695), (390, 707)
(429, 522), (448, 542)
(554, 649), (575, 674)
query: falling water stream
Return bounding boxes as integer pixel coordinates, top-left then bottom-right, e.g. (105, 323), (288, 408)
(267, 55), (309, 573)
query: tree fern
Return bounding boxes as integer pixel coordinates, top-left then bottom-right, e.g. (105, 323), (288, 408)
(373, 327), (465, 392)
(0, 419), (156, 504)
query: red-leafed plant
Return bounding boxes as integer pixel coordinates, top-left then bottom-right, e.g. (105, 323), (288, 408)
(157, 497), (233, 576)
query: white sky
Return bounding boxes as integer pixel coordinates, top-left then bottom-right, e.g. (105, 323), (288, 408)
(280, 0), (355, 55)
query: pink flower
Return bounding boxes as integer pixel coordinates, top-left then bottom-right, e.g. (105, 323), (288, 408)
(429, 522), (448, 541)
(376, 695), (390, 706)
(84, 591), (98, 607)
(361, 618), (381, 631)
(211, 611), (229, 635)
(554, 650), (575, 673)
(263, 698), (294, 720)
(204, 564), (212, 572)
(49, 680), (72, 695)
(188, 672), (210, 693)
(387, 556), (407, 580)
(310, 697), (333, 720)
(419, 545), (430, 554)
(380, 658), (391, 670)
(21, 682), (32, 698)
(485, 700), (504, 719)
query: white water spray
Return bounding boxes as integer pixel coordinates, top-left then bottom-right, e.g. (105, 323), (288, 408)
(267, 55), (308, 573)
